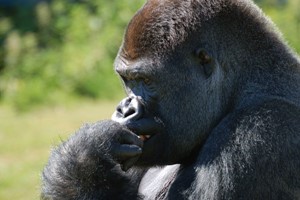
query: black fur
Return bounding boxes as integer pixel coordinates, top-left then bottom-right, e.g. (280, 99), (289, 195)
(41, 121), (144, 200)
(42, 0), (300, 199)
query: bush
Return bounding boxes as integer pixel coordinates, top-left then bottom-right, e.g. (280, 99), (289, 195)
(0, 0), (143, 110)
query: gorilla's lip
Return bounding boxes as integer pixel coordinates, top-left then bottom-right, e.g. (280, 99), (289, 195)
(128, 116), (164, 142)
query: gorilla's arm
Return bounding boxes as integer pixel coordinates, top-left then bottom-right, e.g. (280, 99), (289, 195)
(41, 120), (144, 200)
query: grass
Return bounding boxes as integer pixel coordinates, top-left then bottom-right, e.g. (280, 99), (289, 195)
(0, 100), (120, 200)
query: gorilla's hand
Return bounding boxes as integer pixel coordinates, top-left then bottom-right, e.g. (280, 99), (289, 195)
(70, 120), (144, 170)
(41, 120), (143, 200)
(106, 121), (144, 171)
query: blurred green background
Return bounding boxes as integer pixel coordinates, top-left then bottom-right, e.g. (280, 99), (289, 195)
(0, 0), (299, 199)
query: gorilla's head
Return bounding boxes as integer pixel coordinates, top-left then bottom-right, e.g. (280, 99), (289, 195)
(112, 0), (285, 166)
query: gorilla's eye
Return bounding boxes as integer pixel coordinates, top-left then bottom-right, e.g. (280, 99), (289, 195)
(195, 49), (215, 77)
(196, 49), (212, 65)
(121, 75), (151, 86)
(143, 78), (151, 85)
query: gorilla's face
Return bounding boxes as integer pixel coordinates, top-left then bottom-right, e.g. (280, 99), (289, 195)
(112, 0), (232, 166)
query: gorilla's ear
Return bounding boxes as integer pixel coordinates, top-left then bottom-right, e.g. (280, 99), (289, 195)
(195, 48), (215, 77)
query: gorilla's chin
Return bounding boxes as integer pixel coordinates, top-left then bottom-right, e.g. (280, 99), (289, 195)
(135, 131), (189, 167)
(135, 132), (173, 166)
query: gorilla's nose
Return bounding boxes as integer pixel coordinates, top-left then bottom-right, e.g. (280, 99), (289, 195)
(112, 96), (144, 124)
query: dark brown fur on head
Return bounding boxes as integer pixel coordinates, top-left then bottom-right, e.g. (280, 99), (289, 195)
(122, 0), (225, 60)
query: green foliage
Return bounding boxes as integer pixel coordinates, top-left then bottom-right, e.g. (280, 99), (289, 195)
(0, 0), (299, 111)
(0, 0), (144, 111)
(255, 0), (300, 53)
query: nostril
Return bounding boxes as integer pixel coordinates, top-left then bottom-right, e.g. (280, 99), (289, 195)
(123, 108), (136, 118)
(117, 107), (122, 114)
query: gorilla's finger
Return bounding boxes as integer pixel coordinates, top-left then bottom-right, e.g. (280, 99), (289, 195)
(121, 157), (139, 172)
(127, 118), (164, 135)
(113, 144), (142, 160)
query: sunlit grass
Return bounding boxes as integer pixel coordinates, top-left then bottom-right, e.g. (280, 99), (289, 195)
(0, 100), (119, 200)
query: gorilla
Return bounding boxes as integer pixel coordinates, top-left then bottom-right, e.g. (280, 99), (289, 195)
(42, 0), (300, 199)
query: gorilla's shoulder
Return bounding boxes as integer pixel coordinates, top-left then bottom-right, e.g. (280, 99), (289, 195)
(200, 98), (300, 161)
(236, 98), (300, 127)
(226, 98), (300, 135)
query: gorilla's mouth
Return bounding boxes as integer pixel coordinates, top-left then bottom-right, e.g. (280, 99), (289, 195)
(139, 135), (152, 141)
(128, 116), (164, 143)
